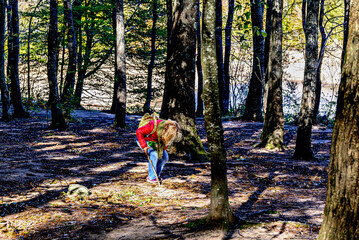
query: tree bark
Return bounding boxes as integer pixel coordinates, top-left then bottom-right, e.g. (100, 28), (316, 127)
(317, 1), (359, 238)
(113, 0), (127, 128)
(61, 0), (78, 115)
(8, 0), (29, 118)
(242, 0), (265, 122)
(215, 0), (226, 116)
(293, 0), (319, 160)
(263, 0), (272, 118)
(0, 0), (10, 120)
(48, 0), (68, 130)
(223, 0), (234, 117)
(259, 0), (284, 150)
(161, 0), (206, 162)
(195, 0), (204, 117)
(202, 0), (236, 229)
(143, 0), (158, 113)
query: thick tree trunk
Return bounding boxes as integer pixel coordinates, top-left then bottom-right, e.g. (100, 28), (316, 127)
(215, 0), (225, 116)
(143, 0), (158, 112)
(0, 0), (10, 120)
(61, 0), (78, 115)
(114, 0), (127, 128)
(202, 0), (236, 229)
(195, 0), (203, 117)
(8, 0), (29, 118)
(293, 0), (319, 160)
(317, 1), (359, 238)
(48, 0), (67, 130)
(242, 0), (265, 122)
(161, 0), (206, 162)
(223, 0), (234, 117)
(259, 0), (284, 150)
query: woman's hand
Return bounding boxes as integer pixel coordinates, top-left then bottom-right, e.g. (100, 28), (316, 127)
(143, 146), (150, 156)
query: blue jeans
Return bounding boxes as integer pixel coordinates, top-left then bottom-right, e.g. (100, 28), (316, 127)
(137, 140), (169, 180)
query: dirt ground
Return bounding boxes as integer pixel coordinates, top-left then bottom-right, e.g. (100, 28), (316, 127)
(0, 110), (331, 239)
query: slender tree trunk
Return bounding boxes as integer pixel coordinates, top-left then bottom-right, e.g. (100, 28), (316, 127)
(317, 2), (359, 238)
(259, 0), (284, 150)
(143, 0), (158, 113)
(161, 0), (206, 162)
(8, 0), (29, 118)
(73, 0), (84, 109)
(61, 0), (78, 115)
(0, 0), (10, 120)
(223, 0), (234, 116)
(313, 0), (325, 121)
(60, 35), (65, 95)
(114, 0), (127, 128)
(242, 0), (265, 122)
(341, 0), (350, 67)
(110, 6), (119, 113)
(202, 0), (236, 229)
(48, 0), (67, 130)
(263, 0), (272, 118)
(293, 0), (319, 160)
(195, 0), (204, 117)
(215, 0), (225, 116)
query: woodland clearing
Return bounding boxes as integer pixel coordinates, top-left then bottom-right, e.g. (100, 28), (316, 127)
(0, 110), (331, 239)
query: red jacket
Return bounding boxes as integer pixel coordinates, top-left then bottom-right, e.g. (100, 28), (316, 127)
(136, 120), (164, 149)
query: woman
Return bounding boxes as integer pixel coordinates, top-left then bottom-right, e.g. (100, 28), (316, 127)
(136, 119), (180, 183)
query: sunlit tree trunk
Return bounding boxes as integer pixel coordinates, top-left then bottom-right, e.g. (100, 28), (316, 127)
(317, 1), (359, 238)
(61, 0), (78, 115)
(202, 0), (236, 228)
(196, 0), (204, 117)
(48, 0), (68, 130)
(263, 0), (272, 118)
(161, 0), (206, 162)
(0, 0), (10, 120)
(293, 0), (319, 160)
(143, 0), (158, 113)
(8, 0), (29, 118)
(113, 0), (127, 128)
(223, 0), (234, 116)
(242, 0), (265, 122)
(259, 0), (284, 150)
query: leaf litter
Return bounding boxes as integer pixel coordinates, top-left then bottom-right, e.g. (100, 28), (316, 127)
(0, 110), (331, 239)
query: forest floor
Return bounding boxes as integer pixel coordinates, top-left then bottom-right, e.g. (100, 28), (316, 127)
(0, 109), (331, 240)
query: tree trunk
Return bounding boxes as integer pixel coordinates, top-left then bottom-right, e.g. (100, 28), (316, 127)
(223, 0), (234, 117)
(242, 0), (265, 122)
(195, 0), (204, 117)
(61, 0), (78, 115)
(113, 0), (127, 128)
(8, 0), (29, 118)
(48, 0), (68, 130)
(313, 0), (325, 121)
(262, 0), (272, 118)
(317, 1), (359, 238)
(143, 0), (158, 113)
(73, 0), (84, 109)
(341, 0), (350, 67)
(161, 0), (206, 162)
(215, 0), (225, 116)
(0, 0), (10, 120)
(201, 0), (236, 229)
(259, 0), (284, 150)
(293, 0), (319, 160)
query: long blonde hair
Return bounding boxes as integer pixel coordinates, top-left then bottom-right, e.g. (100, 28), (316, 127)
(160, 119), (180, 148)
